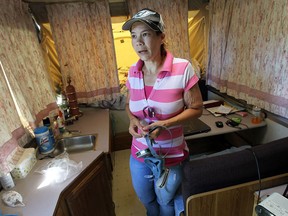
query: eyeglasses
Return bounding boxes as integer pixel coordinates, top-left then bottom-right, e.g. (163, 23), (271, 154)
(143, 106), (156, 118)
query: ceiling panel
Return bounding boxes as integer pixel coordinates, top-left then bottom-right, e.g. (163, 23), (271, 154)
(24, 0), (208, 11)
(27, 0), (208, 23)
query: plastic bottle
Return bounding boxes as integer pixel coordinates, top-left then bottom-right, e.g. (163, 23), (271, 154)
(57, 109), (65, 133)
(52, 117), (60, 138)
(0, 172), (15, 190)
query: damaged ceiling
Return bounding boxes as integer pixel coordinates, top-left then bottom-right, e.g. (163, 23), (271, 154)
(26, 0), (209, 23)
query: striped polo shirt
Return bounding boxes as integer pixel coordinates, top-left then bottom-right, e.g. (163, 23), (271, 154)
(126, 52), (199, 166)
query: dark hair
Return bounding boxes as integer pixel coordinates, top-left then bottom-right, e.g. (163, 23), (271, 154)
(160, 44), (167, 57)
(156, 31), (167, 57)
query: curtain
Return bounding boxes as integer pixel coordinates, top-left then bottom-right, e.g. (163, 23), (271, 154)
(207, 0), (288, 118)
(41, 23), (62, 92)
(126, 0), (190, 60)
(0, 1), (57, 173)
(188, 5), (209, 76)
(46, 0), (120, 104)
(0, 62), (23, 174)
(189, 17), (206, 69)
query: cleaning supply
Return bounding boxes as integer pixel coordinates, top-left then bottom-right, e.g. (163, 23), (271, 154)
(43, 117), (55, 145)
(34, 126), (54, 154)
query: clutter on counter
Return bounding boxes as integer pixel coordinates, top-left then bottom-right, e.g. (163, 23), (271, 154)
(34, 126), (55, 154)
(11, 148), (36, 179)
(1, 190), (25, 207)
(0, 108), (109, 216)
(0, 147), (37, 191)
(0, 173), (15, 190)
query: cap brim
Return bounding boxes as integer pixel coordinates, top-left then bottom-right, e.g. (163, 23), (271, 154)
(122, 18), (160, 31)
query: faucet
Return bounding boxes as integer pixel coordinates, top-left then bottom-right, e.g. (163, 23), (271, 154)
(58, 129), (81, 138)
(66, 129), (81, 134)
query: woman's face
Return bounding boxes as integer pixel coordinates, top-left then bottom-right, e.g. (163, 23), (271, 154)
(130, 22), (164, 62)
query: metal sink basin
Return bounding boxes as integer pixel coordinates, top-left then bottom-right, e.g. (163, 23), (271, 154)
(37, 134), (97, 159)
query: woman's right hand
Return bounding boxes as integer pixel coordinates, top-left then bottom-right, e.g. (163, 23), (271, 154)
(129, 118), (146, 138)
(126, 92), (147, 138)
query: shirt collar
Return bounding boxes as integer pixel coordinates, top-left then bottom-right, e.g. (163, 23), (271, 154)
(133, 51), (174, 74)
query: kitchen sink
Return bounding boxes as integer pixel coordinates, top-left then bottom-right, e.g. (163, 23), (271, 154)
(37, 134), (97, 159)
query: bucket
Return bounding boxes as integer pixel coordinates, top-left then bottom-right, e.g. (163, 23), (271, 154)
(34, 126), (54, 154)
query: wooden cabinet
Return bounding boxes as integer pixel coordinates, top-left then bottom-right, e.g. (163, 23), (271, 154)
(54, 153), (115, 216)
(186, 173), (288, 216)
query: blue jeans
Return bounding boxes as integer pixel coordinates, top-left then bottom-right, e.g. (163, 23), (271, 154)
(130, 155), (183, 216)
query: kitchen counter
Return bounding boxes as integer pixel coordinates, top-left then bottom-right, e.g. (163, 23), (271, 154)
(0, 108), (111, 216)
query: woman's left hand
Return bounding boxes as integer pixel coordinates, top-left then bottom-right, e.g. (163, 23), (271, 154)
(142, 122), (164, 139)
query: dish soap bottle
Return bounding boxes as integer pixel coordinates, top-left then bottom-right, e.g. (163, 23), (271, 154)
(57, 109), (65, 134)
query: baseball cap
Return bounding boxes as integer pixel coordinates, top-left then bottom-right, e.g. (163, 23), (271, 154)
(122, 8), (165, 33)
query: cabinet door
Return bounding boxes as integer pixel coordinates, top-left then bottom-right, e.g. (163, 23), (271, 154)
(56, 153), (115, 216)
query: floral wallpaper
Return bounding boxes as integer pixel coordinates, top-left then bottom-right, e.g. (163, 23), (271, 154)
(207, 0), (288, 118)
(0, 0), (57, 173)
(46, 0), (120, 104)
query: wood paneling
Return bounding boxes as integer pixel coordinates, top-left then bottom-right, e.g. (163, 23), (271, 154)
(186, 173), (288, 216)
(54, 153), (115, 216)
(112, 132), (131, 151)
(25, 0), (208, 12)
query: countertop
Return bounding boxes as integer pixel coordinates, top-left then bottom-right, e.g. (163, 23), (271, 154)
(0, 108), (111, 216)
(184, 109), (267, 140)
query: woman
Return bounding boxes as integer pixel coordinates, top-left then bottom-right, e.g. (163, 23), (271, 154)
(122, 8), (203, 216)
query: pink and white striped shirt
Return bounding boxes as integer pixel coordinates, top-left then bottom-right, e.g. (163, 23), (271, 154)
(126, 52), (199, 166)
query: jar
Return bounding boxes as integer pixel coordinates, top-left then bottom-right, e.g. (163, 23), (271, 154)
(251, 106), (262, 124)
